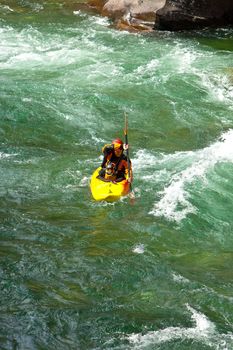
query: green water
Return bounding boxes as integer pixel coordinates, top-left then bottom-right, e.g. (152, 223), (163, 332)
(1, 1), (233, 349)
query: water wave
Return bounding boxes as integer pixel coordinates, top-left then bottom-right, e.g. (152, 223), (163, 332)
(144, 129), (233, 222)
(127, 304), (233, 349)
(0, 151), (17, 159)
(132, 244), (145, 254)
(0, 5), (14, 13)
(0, 24), (111, 70)
(198, 72), (233, 108)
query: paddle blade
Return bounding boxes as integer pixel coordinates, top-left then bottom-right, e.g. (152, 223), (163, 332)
(128, 185), (136, 204)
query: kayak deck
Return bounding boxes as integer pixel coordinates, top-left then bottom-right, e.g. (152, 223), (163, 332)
(90, 167), (130, 202)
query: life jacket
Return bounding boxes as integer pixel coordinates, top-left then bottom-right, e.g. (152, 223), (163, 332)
(102, 144), (132, 180)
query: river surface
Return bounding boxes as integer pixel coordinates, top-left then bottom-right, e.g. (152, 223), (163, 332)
(1, 1), (233, 349)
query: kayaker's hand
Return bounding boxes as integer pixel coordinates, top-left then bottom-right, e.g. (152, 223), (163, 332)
(123, 143), (129, 151)
(128, 177), (133, 184)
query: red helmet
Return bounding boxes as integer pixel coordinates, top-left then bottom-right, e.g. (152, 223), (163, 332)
(112, 138), (123, 149)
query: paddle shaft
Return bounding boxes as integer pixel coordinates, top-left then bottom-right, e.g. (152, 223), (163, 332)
(124, 114), (132, 183)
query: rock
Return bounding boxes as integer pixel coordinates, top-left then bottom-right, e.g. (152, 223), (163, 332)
(156, 0), (233, 31)
(88, 0), (165, 31)
(86, 0), (233, 32)
(88, 0), (106, 13)
(103, 0), (165, 20)
(115, 17), (155, 32)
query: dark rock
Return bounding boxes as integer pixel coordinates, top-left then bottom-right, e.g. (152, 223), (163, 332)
(86, 0), (233, 32)
(156, 0), (233, 31)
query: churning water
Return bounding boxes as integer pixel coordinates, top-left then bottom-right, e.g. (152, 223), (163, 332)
(1, 1), (233, 349)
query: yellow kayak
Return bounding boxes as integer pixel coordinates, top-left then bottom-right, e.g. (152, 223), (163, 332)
(90, 167), (130, 202)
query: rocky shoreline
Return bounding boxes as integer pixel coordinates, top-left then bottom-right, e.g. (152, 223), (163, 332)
(86, 0), (233, 32)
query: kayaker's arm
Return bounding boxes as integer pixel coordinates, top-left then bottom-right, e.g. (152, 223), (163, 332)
(118, 158), (133, 183)
(101, 144), (113, 168)
(128, 161), (133, 183)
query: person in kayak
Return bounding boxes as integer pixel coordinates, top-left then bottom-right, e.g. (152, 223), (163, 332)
(98, 138), (133, 183)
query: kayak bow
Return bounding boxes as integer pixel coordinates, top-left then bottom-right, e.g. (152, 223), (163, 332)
(90, 167), (130, 202)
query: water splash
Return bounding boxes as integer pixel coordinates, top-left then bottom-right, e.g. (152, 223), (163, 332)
(199, 71), (233, 108)
(0, 5), (14, 13)
(132, 244), (145, 254)
(150, 129), (233, 222)
(127, 304), (233, 349)
(0, 152), (17, 159)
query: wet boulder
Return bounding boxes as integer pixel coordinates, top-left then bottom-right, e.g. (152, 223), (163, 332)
(156, 0), (233, 31)
(88, 0), (166, 31)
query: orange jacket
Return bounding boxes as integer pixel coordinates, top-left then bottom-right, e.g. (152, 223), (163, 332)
(101, 144), (133, 181)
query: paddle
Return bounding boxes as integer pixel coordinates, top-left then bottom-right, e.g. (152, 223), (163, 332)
(124, 113), (135, 201)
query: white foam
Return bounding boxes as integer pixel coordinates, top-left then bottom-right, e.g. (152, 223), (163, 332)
(79, 176), (89, 187)
(132, 149), (160, 171)
(177, 50), (197, 73)
(127, 304), (219, 348)
(133, 244), (145, 254)
(0, 152), (17, 159)
(92, 16), (109, 26)
(0, 25), (111, 70)
(8, 52), (44, 66)
(0, 5), (14, 12)
(158, 43), (202, 76)
(150, 129), (233, 222)
(134, 59), (160, 76)
(199, 72), (233, 107)
(81, 14), (110, 29)
(168, 46), (199, 74)
(90, 133), (105, 144)
(172, 273), (190, 284)
(150, 163), (200, 222)
(128, 45), (200, 87)
(22, 97), (32, 102)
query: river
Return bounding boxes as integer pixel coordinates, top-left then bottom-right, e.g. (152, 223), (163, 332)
(1, 1), (233, 349)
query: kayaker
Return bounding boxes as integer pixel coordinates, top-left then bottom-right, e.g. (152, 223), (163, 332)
(98, 138), (133, 183)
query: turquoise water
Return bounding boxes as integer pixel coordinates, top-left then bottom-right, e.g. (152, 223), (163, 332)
(1, 2), (233, 349)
